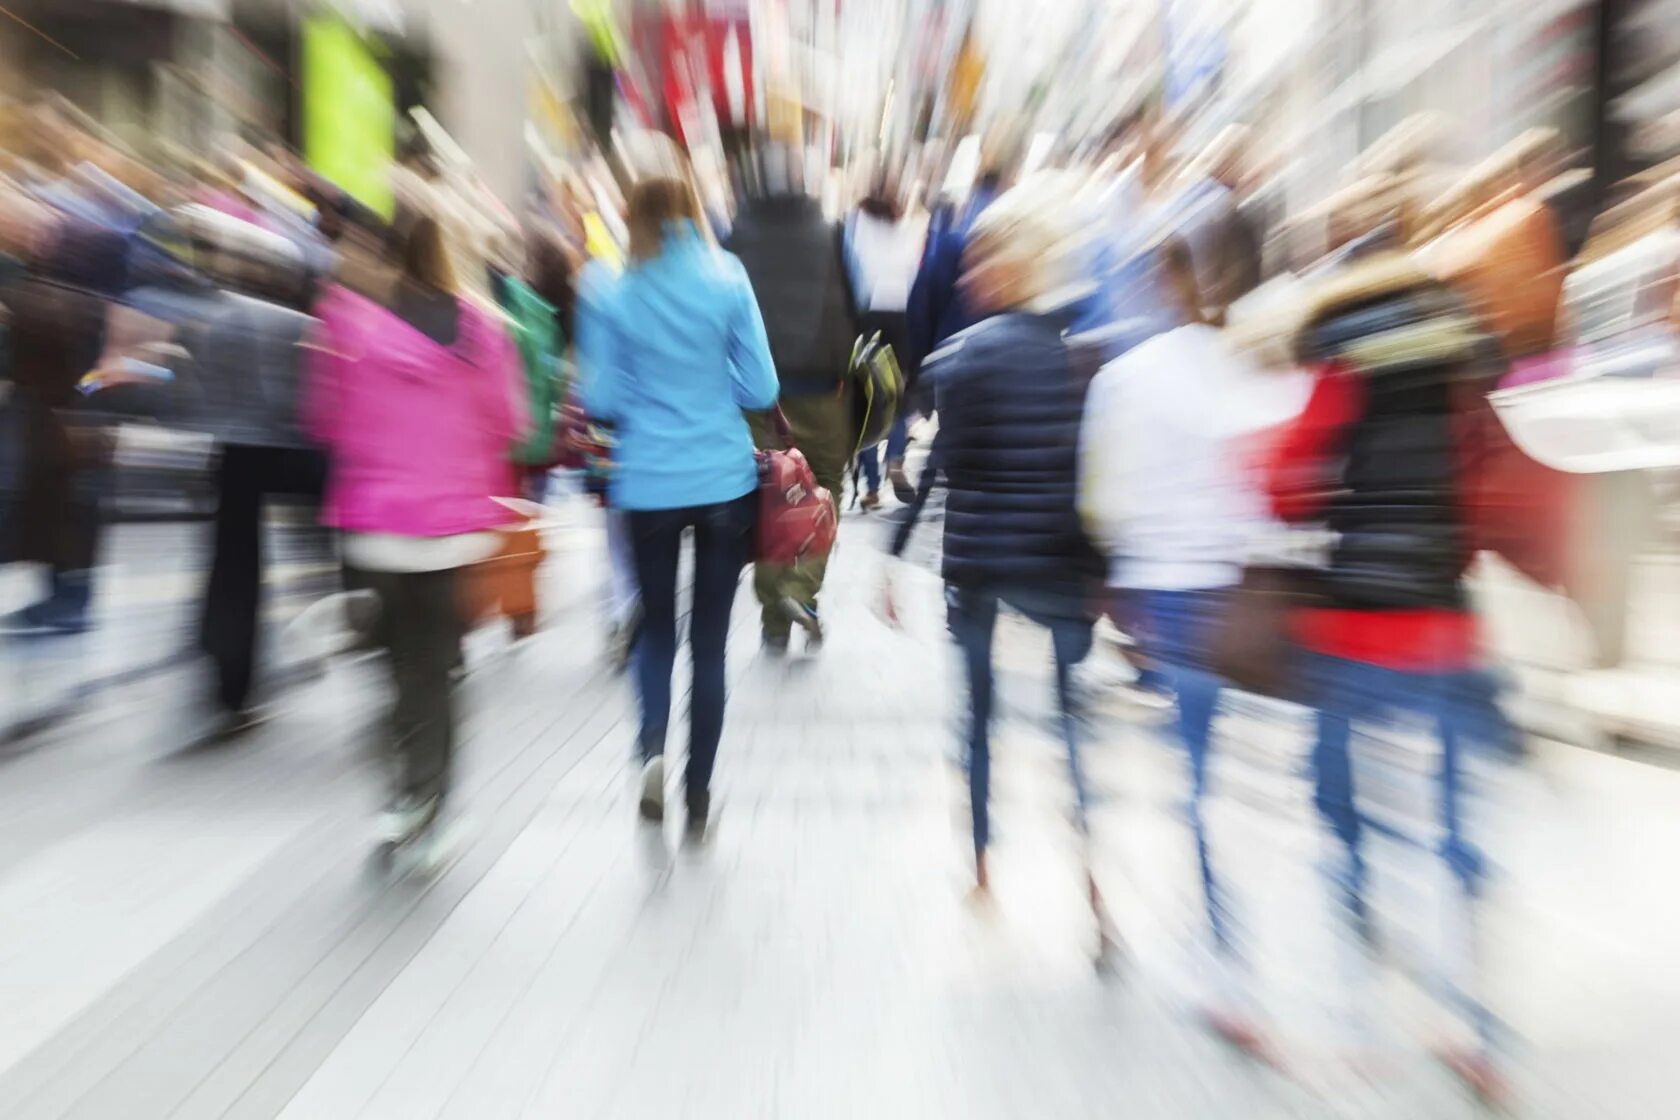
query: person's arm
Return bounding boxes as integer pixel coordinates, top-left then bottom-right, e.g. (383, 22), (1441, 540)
(888, 427), (944, 559)
(1077, 362), (1135, 558)
(574, 270), (624, 422)
(727, 267), (780, 411)
(482, 314), (531, 447)
(889, 349), (967, 557)
(1265, 361), (1361, 523)
(903, 230), (950, 375)
(299, 300), (348, 451)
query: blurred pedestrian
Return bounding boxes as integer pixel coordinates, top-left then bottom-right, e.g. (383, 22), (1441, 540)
(843, 177), (925, 509)
(885, 180), (1114, 960)
(1, 219), (125, 635)
(1266, 252), (1515, 1099)
(121, 204), (324, 734)
(303, 215), (527, 863)
(898, 150), (1010, 502)
(576, 174), (778, 839)
(1080, 237), (1303, 1046)
(725, 144), (857, 653)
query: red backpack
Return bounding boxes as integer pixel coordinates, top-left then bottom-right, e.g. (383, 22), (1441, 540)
(755, 409), (838, 567)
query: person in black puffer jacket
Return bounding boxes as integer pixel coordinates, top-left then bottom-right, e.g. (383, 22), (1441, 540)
(886, 180), (1112, 960)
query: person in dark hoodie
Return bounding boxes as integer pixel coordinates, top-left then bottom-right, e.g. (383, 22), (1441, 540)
(724, 142), (858, 654)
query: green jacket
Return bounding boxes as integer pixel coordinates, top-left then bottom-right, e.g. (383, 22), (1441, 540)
(494, 273), (563, 466)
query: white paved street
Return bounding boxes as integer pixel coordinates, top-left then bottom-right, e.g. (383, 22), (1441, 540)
(1, 499), (1677, 1118)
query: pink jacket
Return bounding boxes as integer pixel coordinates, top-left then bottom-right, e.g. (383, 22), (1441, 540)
(303, 285), (528, 537)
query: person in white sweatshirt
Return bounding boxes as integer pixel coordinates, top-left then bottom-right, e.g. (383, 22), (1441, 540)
(1078, 235), (1303, 1051)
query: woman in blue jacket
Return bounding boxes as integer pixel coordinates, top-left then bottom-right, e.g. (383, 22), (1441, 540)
(577, 175), (779, 841)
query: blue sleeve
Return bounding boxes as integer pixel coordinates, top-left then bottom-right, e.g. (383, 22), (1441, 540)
(889, 424), (944, 558)
(904, 240), (941, 375)
(727, 268), (780, 411)
(575, 277), (624, 421)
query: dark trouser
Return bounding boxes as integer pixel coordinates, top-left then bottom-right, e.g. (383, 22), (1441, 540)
(199, 444), (328, 712)
(626, 491), (756, 811)
(12, 401), (110, 623)
(345, 564), (463, 809)
(748, 393), (850, 640)
(946, 581), (1094, 859)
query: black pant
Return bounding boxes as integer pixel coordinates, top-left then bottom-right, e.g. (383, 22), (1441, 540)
(199, 444), (328, 711)
(627, 491), (756, 811)
(345, 565), (463, 808)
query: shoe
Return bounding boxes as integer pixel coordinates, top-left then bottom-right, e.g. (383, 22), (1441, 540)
(378, 793), (441, 846)
(683, 789), (710, 847)
(763, 630), (790, 657)
(887, 463), (914, 504)
(638, 755), (666, 822)
(210, 706), (268, 741)
(859, 490), (882, 512)
(1, 599), (89, 636)
(781, 598), (822, 651)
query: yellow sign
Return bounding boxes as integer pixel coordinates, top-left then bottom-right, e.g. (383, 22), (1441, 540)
(303, 16), (394, 219)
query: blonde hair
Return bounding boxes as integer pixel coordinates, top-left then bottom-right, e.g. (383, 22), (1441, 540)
(965, 173), (1086, 311)
(626, 176), (702, 263)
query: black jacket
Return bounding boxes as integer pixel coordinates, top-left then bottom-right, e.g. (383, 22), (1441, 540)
(1294, 257), (1493, 611)
(895, 312), (1102, 600)
(724, 194), (856, 396)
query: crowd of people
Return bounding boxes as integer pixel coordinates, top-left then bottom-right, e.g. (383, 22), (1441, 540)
(5, 98), (1603, 1103)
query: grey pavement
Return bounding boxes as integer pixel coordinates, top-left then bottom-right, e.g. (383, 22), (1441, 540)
(0, 492), (1676, 1118)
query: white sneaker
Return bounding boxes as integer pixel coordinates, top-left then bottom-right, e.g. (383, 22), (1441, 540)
(377, 794), (439, 846)
(638, 756), (665, 823)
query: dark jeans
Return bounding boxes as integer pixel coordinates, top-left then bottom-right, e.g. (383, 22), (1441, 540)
(946, 581), (1094, 858)
(627, 491), (756, 810)
(345, 564), (463, 809)
(199, 444), (328, 712)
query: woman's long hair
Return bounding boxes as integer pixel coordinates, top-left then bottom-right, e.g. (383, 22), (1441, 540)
(626, 176), (702, 263)
(1158, 235), (1207, 326)
(397, 213), (458, 294)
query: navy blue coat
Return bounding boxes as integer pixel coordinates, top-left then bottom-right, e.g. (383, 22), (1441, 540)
(903, 184), (999, 375)
(894, 312), (1102, 601)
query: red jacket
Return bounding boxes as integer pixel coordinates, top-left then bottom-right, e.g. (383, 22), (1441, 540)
(1265, 363), (1480, 671)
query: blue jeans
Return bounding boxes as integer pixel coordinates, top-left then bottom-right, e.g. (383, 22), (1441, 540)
(946, 582), (1094, 858)
(857, 446), (881, 493)
(1132, 589), (1234, 950)
(885, 410), (912, 464)
(857, 412), (913, 496)
(626, 491), (756, 809)
(1303, 652), (1512, 1040)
